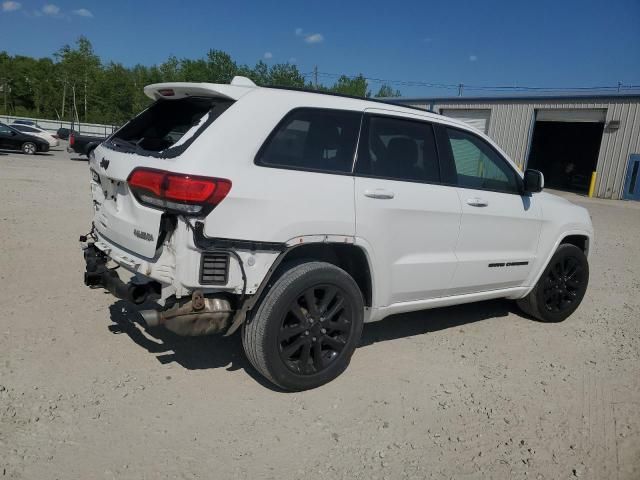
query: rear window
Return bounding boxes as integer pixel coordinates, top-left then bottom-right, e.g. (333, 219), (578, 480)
(107, 96), (233, 158)
(256, 108), (362, 174)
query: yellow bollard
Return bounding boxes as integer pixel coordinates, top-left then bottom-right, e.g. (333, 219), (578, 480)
(588, 171), (597, 198)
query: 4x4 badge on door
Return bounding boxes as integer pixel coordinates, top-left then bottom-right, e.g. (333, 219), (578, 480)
(100, 158), (110, 170)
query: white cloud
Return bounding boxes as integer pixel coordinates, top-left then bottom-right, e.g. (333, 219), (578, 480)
(42, 4), (60, 15)
(304, 33), (324, 44)
(72, 8), (93, 17)
(295, 28), (324, 44)
(263, 51), (273, 59)
(469, 55), (478, 62)
(2, 1), (21, 11)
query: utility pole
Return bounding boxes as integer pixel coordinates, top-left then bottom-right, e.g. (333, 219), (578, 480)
(84, 72), (88, 123)
(618, 81), (622, 93)
(61, 78), (66, 119)
(314, 65), (318, 90)
(458, 83), (464, 97)
(2, 78), (7, 114)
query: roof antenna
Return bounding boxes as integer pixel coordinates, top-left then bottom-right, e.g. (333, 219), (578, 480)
(231, 76), (257, 87)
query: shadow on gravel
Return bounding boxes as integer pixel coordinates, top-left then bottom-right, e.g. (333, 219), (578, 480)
(360, 299), (518, 347)
(107, 300), (280, 390)
(107, 298), (520, 388)
(0, 150), (53, 156)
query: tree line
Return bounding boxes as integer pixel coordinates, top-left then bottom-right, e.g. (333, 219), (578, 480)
(0, 37), (401, 126)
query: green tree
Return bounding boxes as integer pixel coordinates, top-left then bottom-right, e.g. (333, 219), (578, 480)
(54, 36), (101, 122)
(374, 84), (401, 98)
(205, 50), (238, 83)
(159, 56), (181, 82)
(0, 39), (402, 124)
(267, 63), (306, 87)
(330, 74), (370, 97)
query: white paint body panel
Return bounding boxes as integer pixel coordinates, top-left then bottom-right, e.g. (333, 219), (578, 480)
(450, 187), (542, 295)
(88, 82), (594, 315)
(355, 177), (461, 305)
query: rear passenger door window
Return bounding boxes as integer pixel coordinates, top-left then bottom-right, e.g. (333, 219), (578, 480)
(256, 108), (362, 174)
(355, 115), (440, 183)
(444, 127), (520, 194)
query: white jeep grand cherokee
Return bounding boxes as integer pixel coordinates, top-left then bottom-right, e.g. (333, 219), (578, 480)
(82, 77), (593, 391)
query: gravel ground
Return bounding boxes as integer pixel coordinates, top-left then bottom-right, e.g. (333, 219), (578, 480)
(1, 146), (639, 480)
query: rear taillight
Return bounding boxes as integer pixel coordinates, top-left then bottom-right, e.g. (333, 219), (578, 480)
(127, 168), (231, 215)
(69, 133), (75, 146)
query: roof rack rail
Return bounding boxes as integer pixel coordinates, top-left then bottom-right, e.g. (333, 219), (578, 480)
(263, 85), (438, 114)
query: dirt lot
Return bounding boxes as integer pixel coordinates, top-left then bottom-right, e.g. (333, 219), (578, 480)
(1, 146), (639, 480)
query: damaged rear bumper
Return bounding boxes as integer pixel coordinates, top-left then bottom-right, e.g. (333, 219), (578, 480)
(82, 243), (159, 304)
(81, 242), (235, 336)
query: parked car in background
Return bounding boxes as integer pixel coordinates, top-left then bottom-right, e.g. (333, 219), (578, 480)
(0, 122), (50, 154)
(11, 124), (60, 147)
(81, 77), (593, 391)
(56, 127), (73, 140)
(67, 131), (106, 158)
(11, 119), (39, 127)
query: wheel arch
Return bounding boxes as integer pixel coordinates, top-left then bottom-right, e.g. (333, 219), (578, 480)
(273, 242), (373, 308)
(520, 228), (593, 298)
(560, 234), (590, 257)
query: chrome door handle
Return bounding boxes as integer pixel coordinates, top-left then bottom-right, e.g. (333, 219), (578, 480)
(466, 197), (489, 207)
(364, 189), (395, 200)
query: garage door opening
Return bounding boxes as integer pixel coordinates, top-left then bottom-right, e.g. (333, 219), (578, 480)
(527, 110), (605, 194)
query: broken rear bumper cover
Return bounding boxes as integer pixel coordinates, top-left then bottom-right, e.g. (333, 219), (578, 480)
(82, 243), (160, 305)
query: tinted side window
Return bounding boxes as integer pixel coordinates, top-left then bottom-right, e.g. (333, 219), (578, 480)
(257, 108), (361, 173)
(445, 128), (520, 193)
(0, 124), (13, 135)
(355, 115), (439, 183)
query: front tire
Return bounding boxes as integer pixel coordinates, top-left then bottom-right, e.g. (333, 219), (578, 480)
(242, 261), (364, 391)
(517, 244), (589, 322)
(22, 142), (37, 155)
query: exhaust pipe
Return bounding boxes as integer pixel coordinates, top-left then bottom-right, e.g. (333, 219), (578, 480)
(140, 291), (233, 336)
(83, 245), (153, 305)
(97, 269), (149, 304)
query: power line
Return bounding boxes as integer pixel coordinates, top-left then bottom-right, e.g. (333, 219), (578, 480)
(301, 70), (640, 94)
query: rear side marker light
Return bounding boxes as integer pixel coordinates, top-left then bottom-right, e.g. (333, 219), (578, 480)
(127, 168), (231, 216)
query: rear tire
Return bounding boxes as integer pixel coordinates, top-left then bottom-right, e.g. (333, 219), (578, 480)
(242, 261), (364, 391)
(517, 244), (589, 322)
(22, 142), (37, 155)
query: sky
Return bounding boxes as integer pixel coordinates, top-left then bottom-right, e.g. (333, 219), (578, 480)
(1, 0), (639, 97)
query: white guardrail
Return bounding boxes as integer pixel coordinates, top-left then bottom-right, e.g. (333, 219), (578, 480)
(0, 115), (118, 137)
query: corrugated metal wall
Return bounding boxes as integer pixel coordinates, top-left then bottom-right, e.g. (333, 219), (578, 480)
(403, 98), (640, 199)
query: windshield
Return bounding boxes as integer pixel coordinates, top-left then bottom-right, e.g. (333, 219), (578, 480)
(106, 96), (234, 158)
(0, 123), (21, 134)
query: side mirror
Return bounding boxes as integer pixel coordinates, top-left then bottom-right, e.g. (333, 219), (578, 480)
(524, 169), (544, 193)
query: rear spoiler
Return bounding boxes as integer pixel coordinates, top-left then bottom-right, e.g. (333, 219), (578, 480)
(144, 76), (257, 101)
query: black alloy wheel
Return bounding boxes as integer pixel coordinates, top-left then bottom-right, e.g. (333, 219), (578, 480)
(542, 255), (586, 313)
(242, 261), (364, 391)
(516, 243), (589, 322)
(278, 285), (353, 375)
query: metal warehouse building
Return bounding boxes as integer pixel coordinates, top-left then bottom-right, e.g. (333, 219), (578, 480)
(396, 93), (640, 200)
